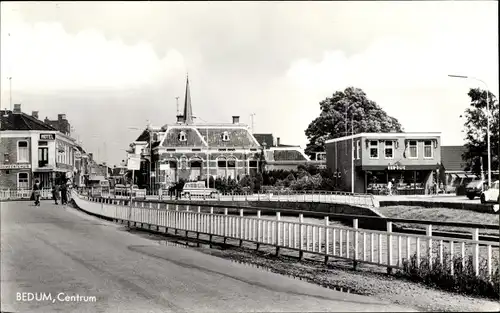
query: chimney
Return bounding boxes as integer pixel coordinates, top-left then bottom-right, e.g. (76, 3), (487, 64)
(277, 137), (280, 146)
(32, 111), (39, 119)
(232, 116), (240, 124)
(58, 114), (66, 120)
(13, 104), (21, 114)
(176, 114), (184, 124)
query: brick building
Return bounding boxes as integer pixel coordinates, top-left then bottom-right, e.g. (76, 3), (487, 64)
(325, 132), (441, 194)
(0, 104), (77, 190)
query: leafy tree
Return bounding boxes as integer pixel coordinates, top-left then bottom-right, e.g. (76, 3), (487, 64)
(305, 87), (404, 157)
(462, 88), (499, 176)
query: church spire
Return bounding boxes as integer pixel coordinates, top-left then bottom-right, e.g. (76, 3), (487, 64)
(183, 74), (193, 124)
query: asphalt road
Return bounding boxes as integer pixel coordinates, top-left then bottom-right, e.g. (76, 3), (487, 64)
(1, 200), (418, 313)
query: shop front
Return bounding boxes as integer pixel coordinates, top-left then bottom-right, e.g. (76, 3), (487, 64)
(363, 162), (440, 195)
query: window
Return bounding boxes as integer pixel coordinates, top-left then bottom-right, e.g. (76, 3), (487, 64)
(178, 131), (187, 142)
(221, 131), (230, 142)
(217, 160), (227, 168)
(369, 141), (378, 159)
(227, 159), (236, 168)
(17, 141), (29, 162)
(424, 140), (433, 158)
(384, 141), (394, 159)
(408, 140), (418, 158)
(18, 172), (29, 189)
(38, 141), (48, 146)
(38, 147), (49, 167)
(356, 140), (361, 160)
(249, 160), (258, 168)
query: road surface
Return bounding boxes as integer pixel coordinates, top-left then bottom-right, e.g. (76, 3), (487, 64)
(1, 200), (417, 313)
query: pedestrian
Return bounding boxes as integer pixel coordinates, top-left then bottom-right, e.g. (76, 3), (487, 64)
(52, 184), (60, 204)
(61, 182), (68, 205)
(32, 179), (41, 206)
(387, 179), (394, 196)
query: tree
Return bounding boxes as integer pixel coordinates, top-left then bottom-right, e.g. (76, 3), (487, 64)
(305, 87), (404, 158)
(462, 88), (499, 176)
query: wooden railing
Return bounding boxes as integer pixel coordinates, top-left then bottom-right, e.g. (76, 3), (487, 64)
(74, 192), (499, 278)
(0, 188), (52, 200)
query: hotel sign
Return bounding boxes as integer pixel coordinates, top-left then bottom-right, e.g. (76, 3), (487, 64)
(388, 162), (405, 171)
(40, 133), (56, 140)
(0, 163), (31, 169)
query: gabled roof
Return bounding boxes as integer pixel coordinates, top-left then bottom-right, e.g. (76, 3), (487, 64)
(0, 110), (57, 131)
(441, 145), (467, 171)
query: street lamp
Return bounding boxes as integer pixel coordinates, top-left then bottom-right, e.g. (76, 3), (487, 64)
(344, 103), (356, 193)
(448, 74), (492, 187)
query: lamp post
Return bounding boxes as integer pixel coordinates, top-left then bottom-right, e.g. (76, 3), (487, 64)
(448, 74), (492, 187)
(344, 103), (356, 193)
(196, 117), (211, 188)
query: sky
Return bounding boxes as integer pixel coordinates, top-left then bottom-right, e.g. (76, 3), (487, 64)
(1, 1), (498, 165)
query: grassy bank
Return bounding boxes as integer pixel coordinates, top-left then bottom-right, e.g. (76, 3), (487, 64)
(377, 206), (499, 235)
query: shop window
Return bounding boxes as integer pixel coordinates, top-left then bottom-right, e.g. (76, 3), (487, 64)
(424, 140), (433, 158)
(369, 141), (378, 159)
(178, 131), (187, 142)
(408, 140), (418, 158)
(227, 159), (236, 168)
(217, 160), (227, 168)
(384, 141), (394, 159)
(17, 172), (29, 189)
(17, 141), (29, 162)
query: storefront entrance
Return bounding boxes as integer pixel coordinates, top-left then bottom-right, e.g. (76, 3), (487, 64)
(366, 169), (434, 195)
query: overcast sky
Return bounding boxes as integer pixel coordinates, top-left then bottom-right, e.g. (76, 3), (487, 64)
(1, 1), (498, 165)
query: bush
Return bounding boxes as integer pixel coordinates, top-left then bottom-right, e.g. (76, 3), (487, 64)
(398, 252), (500, 299)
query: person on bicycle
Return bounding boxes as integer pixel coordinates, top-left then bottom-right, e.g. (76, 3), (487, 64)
(32, 179), (41, 206)
(387, 178), (395, 196)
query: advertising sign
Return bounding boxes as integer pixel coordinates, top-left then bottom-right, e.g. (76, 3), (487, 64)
(127, 154), (141, 170)
(0, 163), (31, 169)
(40, 133), (56, 140)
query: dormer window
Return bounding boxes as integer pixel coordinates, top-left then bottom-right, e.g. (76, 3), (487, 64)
(178, 131), (187, 142)
(221, 131), (230, 142)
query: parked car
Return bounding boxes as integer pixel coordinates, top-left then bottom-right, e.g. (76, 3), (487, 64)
(480, 180), (499, 204)
(465, 179), (487, 200)
(181, 181), (218, 199)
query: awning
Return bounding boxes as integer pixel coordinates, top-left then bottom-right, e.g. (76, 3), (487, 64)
(89, 175), (106, 181)
(455, 173), (469, 179)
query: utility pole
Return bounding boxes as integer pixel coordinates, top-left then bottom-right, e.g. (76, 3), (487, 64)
(176, 97), (180, 115)
(250, 113), (256, 133)
(8, 77), (12, 110)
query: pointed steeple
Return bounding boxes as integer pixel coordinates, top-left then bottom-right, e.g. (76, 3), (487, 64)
(183, 74), (193, 124)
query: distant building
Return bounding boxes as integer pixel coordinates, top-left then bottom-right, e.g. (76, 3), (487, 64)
(325, 132), (441, 194)
(44, 114), (71, 136)
(0, 104), (77, 189)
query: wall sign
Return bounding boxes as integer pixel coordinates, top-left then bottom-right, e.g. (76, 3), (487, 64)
(388, 162), (406, 171)
(0, 164), (31, 169)
(40, 133), (56, 140)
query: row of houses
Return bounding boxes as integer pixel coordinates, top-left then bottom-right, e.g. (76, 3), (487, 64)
(0, 104), (111, 190)
(122, 76), (489, 195)
(124, 77), (326, 191)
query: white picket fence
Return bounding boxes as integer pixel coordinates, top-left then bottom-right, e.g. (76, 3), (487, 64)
(0, 188), (52, 200)
(137, 191), (377, 207)
(74, 191), (499, 278)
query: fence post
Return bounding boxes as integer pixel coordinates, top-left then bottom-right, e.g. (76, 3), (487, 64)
(324, 216), (329, 264)
(175, 205), (179, 235)
(353, 218), (359, 270)
(223, 208), (228, 244)
(426, 224), (433, 269)
(239, 209), (244, 247)
(299, 214), (304, 260)
(387, 221), (393, 274)
(256, 210), (261, 251)
(275, 212), (281, 256)
(473, 228), (479, 276)
(209, 207), (214, 246)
